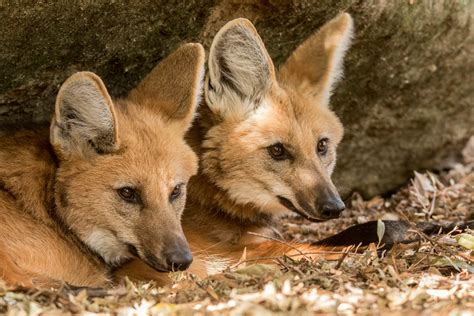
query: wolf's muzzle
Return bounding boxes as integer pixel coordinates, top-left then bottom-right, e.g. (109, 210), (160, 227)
(162, 237), (193, 271)
(142, 240), (193, 272)
(277, 195), (324, 222)
(163, 249), (193, 271)
(315, 187), (345, 219)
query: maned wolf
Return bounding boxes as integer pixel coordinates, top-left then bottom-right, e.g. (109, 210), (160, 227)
(0, 43), (205, 287)
(120, 14), (355, 280)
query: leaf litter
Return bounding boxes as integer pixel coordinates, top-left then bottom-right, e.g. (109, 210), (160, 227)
(1, 138), (473, 315)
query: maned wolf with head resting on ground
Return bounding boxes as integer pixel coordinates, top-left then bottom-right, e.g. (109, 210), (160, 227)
(120, 13), (355, 281)
(0, 43), (205, 287)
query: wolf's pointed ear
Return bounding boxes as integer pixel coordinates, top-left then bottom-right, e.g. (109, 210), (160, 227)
(279, 13), (353, 106)
(206, 18), (276, 118)
(129, 43), (205, 133)
(50, 72), (119, 159)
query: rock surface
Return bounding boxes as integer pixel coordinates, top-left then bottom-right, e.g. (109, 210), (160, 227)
(1, 0), (473, 197)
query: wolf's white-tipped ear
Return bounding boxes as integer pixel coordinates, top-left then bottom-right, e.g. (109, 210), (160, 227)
(206, 18), (276, 118)
(50, 72), (118, 159)
(129, 43), (205, 133)
(279, 13), (353, 106)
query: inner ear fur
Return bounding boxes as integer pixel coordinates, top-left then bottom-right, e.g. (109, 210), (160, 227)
(279, 13), (354, 106)
(128, 43), (205, 132)
(206, 18), (277, 117)
(50, 72), (119, 159)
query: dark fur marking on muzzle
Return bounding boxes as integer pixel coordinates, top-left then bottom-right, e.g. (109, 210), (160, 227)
(277, 196), (323, 223)
(126, 243), (139, 257)
(143, 250), (169, 273)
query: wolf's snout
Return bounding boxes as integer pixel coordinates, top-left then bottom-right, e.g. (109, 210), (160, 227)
(163, 237), (193, 271)
(320, 198), (345, 219)
(142, 234), (193, 272)
(316, 187), (345, 219)
(164, 249), (193, 271)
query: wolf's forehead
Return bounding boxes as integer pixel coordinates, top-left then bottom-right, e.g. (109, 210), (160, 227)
(273, 90), (341, 134)
(120, 129), (196, 178)
(119, 114), (178, 147)
(114, 151), (181, 186)
(261, 93), (320, 135)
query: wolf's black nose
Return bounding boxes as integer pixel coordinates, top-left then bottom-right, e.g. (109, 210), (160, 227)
(320, 198), (345, 219)
(165, 250), (193, 271)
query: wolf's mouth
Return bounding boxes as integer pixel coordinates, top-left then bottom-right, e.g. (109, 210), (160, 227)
(126, 243), (169, 272)
(143, 250), (171, 272)
(277, 196), (324, 223)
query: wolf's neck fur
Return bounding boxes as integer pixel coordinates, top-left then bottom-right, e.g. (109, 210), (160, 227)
(0, 129), (106, 269)
(0, 129), (57, 224)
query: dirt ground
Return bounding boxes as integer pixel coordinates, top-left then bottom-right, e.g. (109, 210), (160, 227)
(0, 138), (472, 315)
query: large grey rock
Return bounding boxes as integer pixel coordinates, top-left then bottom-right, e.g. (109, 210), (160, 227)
(1, 0), (473, 197)
(0, 1), (212, 126)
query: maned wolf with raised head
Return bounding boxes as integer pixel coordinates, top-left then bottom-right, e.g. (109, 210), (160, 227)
(0, 43), (205, 287)
(120, 13), (355, 280)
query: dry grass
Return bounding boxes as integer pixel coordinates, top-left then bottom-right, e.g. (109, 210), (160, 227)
(1, 139), (473, 315)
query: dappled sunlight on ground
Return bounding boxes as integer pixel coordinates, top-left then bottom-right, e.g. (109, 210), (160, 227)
(1, 139), (473, 314)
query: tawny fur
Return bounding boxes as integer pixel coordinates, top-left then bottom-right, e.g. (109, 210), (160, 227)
(119, 14), (354, 281)
(0, 43), (205, 287)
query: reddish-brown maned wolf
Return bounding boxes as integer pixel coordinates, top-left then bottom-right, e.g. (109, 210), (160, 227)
(120, 13), (357, 281)
(0, 43), (205, 287)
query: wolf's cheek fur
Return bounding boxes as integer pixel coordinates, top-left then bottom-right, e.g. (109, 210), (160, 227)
(84, 229), (132, 265)
(200, 128), (281, 215)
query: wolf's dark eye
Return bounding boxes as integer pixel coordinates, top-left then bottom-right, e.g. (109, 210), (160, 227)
(170, 184), (183, 202)
(268, 143), (289, 161)
(317, 138), (329, 155)
(117, 187), (140, 203)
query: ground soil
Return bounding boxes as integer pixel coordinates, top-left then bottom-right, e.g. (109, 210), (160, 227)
(1, 139), (472, 315)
